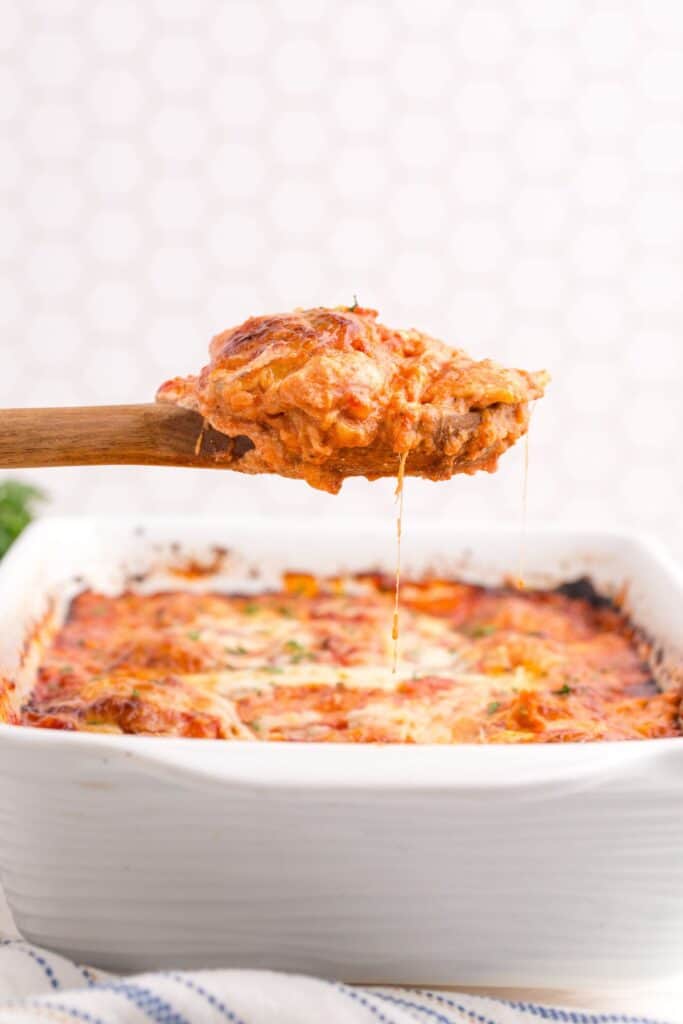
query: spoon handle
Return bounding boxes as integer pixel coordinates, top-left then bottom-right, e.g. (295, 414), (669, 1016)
(0, 404), (234, 469)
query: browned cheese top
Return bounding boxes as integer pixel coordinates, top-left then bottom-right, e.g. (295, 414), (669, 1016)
(19, 573), (679, 744)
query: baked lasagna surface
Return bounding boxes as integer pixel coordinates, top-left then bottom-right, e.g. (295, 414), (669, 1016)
(20, 574), (679, 743)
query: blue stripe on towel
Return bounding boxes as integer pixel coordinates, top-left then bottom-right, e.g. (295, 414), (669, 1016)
(413, 991), (670, 1024)
(92, 981), (191, 1024)
(492, 1000), (671, 1024)
(0, 940), (60, 990)
(334, 982), (406, 1024)
(165, 972), (248, 1024)
(79, 966), (97, 988)
(404, 988), (505, 1024)
(373, 989), (475, 1024)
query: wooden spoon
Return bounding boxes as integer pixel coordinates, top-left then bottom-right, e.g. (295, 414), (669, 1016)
(0, 405), (255, 469)
(0, 404), (486, 477)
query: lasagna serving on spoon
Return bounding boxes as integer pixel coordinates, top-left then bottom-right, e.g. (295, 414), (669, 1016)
(156, 305), (548, 493)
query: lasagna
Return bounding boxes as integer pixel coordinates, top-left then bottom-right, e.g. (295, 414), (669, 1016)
(157, 306), (548, 492)
(20, 574), (679, 743)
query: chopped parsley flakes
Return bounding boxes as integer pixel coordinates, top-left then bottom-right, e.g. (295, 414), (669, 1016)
(285, 638), (313, 663)
(468, 625), (498, 638)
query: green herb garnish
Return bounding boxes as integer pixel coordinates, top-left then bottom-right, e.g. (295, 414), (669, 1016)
(187, 630), (201, 641)
(131, 688), (141, 698)
(285, 639), (313, 663)
(243, 603), (259, 615)
(0, 481), (45, 559)
(555, 683), (572, 696)
(486, 701), (501, 715)
(469, 625), (498, 638)
(225, 645), (248, 655)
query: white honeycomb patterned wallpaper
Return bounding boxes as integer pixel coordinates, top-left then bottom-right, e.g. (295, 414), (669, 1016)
(1, 0), (682, 561)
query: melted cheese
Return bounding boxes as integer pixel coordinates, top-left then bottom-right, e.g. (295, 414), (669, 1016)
(392, 451), (408, 673)
(19, 573), (680, 744)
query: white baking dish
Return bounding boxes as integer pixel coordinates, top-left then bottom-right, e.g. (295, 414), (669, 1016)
(0, 516), (681, 987)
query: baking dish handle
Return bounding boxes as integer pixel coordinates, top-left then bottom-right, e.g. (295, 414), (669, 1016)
(117, 739), (683, 800)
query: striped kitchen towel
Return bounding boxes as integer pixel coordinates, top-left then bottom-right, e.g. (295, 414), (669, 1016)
(0, 940), (673, 1024)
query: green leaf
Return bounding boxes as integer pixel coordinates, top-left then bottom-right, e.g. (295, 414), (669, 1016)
(0, 480), (46, 559)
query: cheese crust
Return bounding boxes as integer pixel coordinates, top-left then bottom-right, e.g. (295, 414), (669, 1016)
(21, 574), (680, 744)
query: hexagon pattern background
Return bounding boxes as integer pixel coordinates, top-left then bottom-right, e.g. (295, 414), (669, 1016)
(1, 0), (682, 561)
